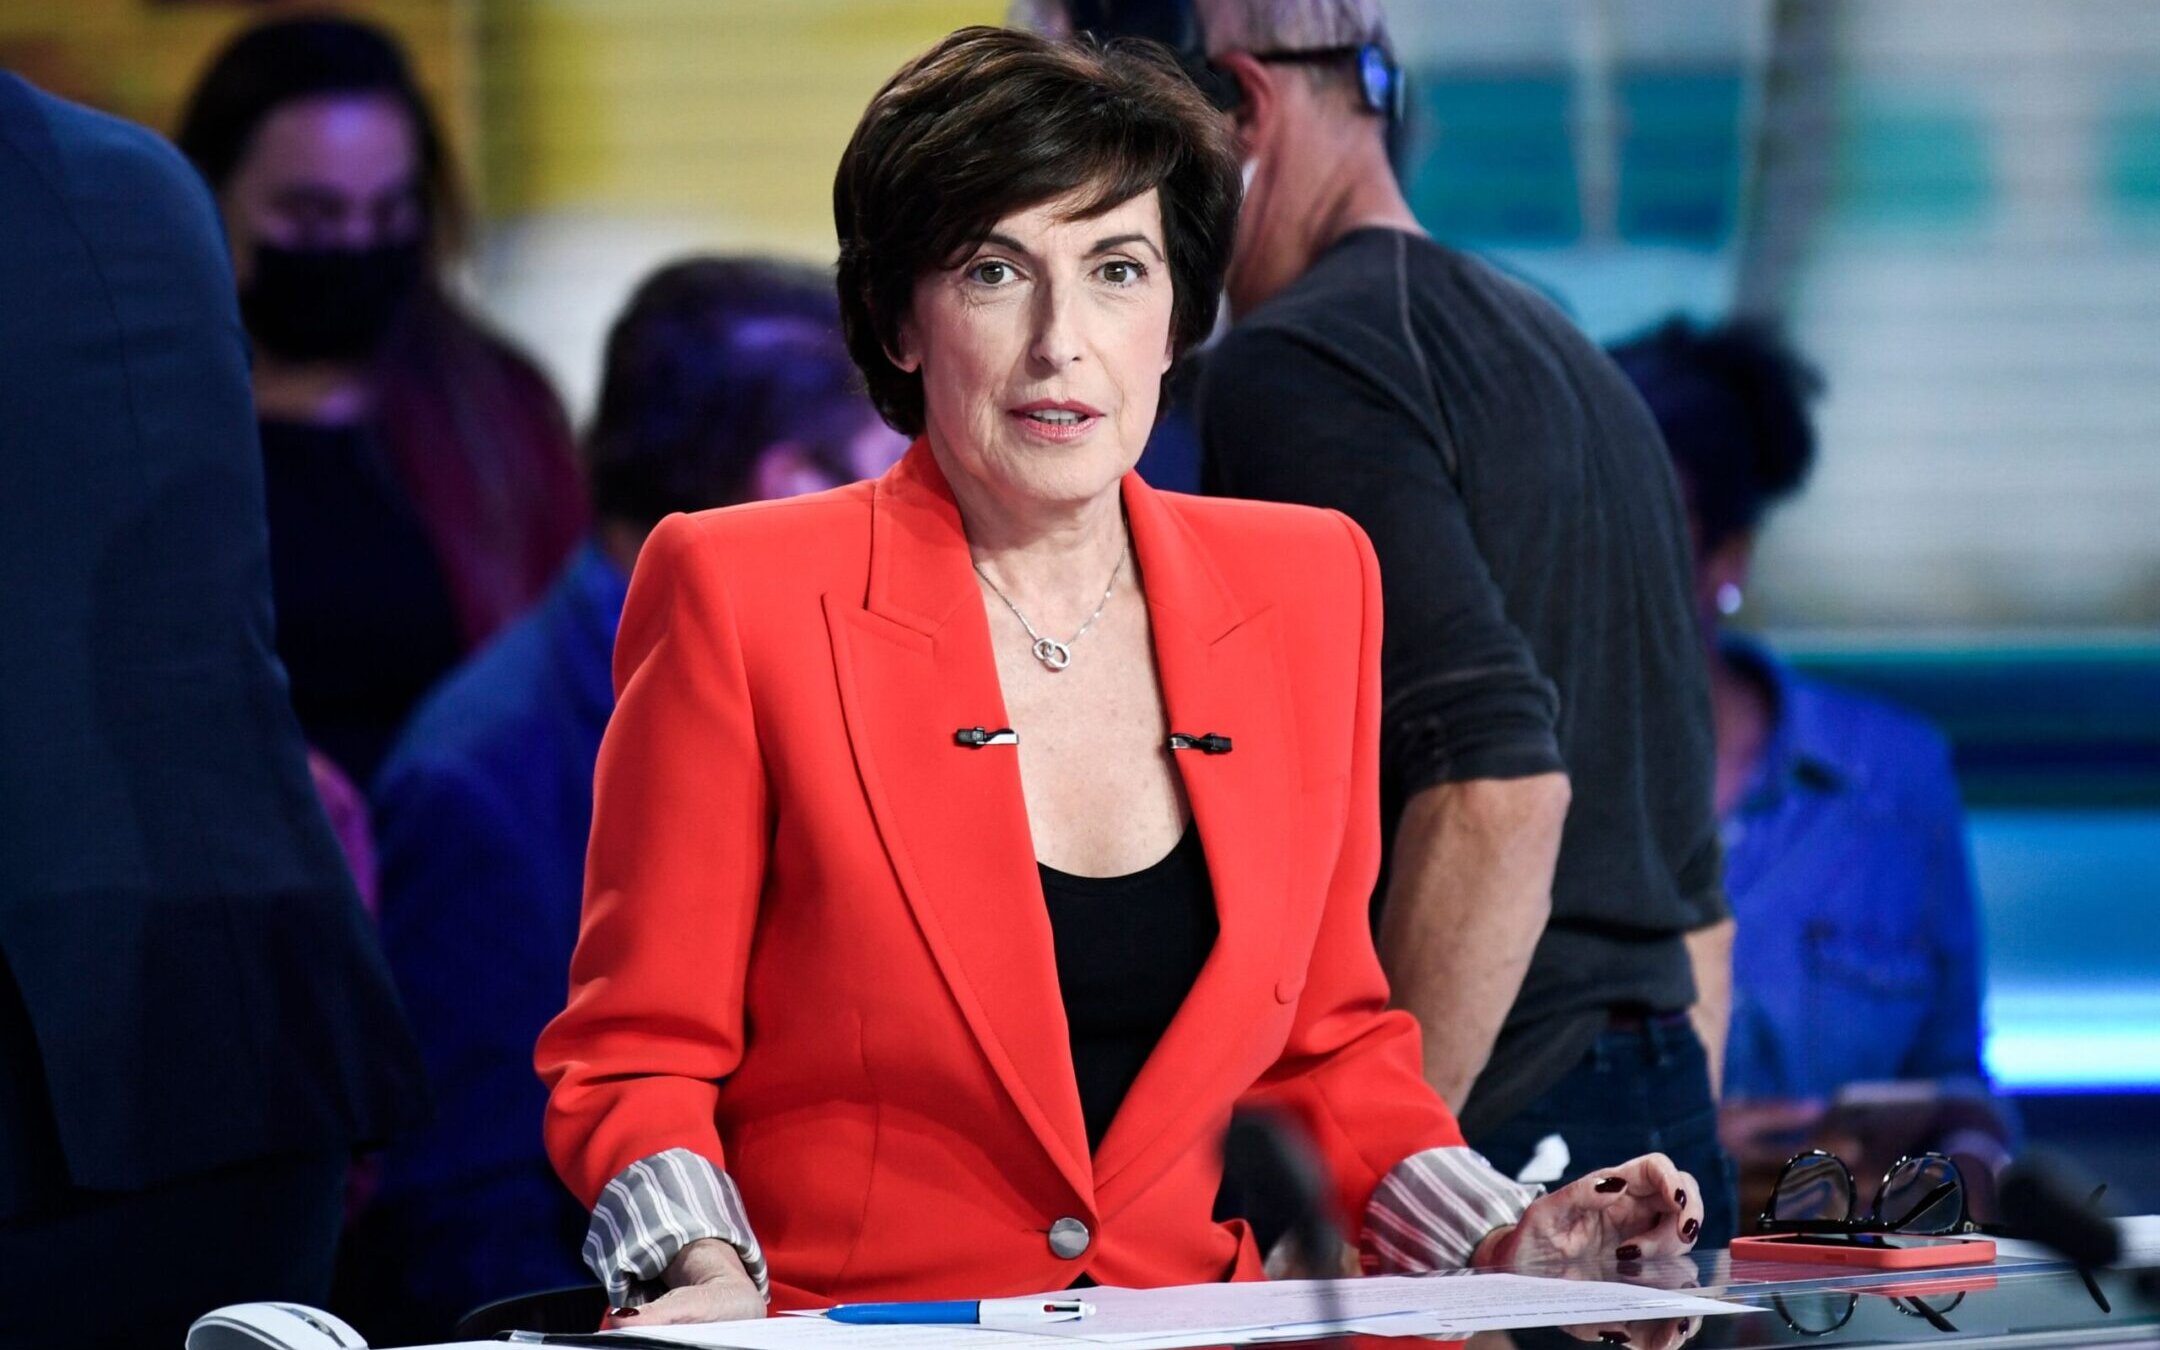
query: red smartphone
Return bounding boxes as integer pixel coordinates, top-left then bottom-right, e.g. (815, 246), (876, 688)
(1728, 1232), (1997, 1270)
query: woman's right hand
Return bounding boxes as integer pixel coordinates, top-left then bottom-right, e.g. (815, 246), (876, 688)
(603, 1238), (766, 1327)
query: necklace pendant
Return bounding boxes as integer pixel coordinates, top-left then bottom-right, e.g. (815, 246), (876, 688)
(1032, 636), (1072, 671)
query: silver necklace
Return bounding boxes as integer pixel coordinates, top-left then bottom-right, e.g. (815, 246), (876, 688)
(973, 547), (1125, 672)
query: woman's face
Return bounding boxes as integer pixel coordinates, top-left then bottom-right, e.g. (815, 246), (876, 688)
(219, 92), (424, 286)
(895, 187), (1176, 515)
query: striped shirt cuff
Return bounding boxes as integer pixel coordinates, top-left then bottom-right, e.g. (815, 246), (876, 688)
(1360, 1145), (1543, 1273)
(583, 1149), (770, 1307)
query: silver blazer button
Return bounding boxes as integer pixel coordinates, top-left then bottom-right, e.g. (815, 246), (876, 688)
(1047, 1216), (1091, 1259)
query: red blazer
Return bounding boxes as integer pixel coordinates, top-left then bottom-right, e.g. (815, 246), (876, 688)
(538, 444), (1461, 1308)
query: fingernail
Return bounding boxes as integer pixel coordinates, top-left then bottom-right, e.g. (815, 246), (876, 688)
(1600, 1332), (1631, 1345)
(1675, 1188), (1688, 1205)
(1615, 1243), (1642, 1261)
(611, 1307), (639, 1318)
(1595, 1176), (1626, 1193)
(1681, 1218), (1701, 1241)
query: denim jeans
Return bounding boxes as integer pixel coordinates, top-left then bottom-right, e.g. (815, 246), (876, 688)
(1468, 1014), (1740, 1250)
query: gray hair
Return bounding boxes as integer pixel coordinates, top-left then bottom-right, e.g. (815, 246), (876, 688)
(1005, 0), (1389, 56)
(1195, 0), (1389, 56)
(1003, 0), (1073, 37)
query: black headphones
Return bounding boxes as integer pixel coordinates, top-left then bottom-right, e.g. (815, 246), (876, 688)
(1065, 0), (1402, 123)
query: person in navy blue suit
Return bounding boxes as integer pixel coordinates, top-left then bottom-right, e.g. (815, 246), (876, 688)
(0, 73), (427, 1350)
(348, 257), (902, 1341)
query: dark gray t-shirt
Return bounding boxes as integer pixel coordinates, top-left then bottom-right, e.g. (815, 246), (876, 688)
(1196, 228), (1725, 1133)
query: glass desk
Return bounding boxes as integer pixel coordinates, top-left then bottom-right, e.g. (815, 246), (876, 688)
(1273, 1252), (2160, 1349)
(422, 1253), (2160, 1348)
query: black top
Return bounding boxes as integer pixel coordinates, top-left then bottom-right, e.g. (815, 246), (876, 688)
(1039, 827), (1219, 1151)
(261, 418), (465, 786)
(1196, 229), (1724, 1135)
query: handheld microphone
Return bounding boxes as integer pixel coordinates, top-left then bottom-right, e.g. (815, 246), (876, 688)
(1223, 1109), (1347, 1348)
(2000, 1151), (2119, 1271)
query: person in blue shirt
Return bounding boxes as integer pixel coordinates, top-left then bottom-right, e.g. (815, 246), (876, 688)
(350, 257), (904, 1341)
(1610, 319), (2007, 1216)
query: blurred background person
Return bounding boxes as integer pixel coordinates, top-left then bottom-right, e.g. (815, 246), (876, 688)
(0, 70), (425, 1350)
(1159, 0), (1735, 1242)
(175, 14), (587, 786)
(348, 257), (902, 1342)
(1611, 316), (2011, 1221)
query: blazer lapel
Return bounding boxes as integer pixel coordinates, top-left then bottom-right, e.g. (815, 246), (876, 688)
(825, 444), (1093, 1200)
(1092, 475), (1300, 1212)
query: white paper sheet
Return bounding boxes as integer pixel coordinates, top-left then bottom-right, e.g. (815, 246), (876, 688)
(602, 1273), (1753, 1348)
(594, 1326), (1054, 1349)
(1004, 1274), (1751, 1344)
(2117, 1215), (2160, 1265)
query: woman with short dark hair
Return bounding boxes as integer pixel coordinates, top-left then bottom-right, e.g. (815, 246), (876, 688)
(539, 27), (1701, 1324)
(177, 15), (586, 784)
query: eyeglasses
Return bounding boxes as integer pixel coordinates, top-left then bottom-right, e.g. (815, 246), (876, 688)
(1771, 1288), (1970, 1338)
(1759, 1149), (1978, 1237)
(1772, 1267), (2114, 1339)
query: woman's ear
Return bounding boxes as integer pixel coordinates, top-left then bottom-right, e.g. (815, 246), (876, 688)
(886, 315), (922, 375)
(1708, 530), (1758, 592)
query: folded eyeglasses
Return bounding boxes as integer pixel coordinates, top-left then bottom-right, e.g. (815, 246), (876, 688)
(1759, 1149), (1981, 1237)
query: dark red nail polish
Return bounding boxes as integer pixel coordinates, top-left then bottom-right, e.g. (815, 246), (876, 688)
(1681, 1218), (1701, 1241)
(611, 1307), (639, 1318)
(1615, 1243), (1642, 1261)
(1599, 1332), (1631, 1345)
(1595, 1176), (1626, 1193)
(1675, 1188), (1688, 1204)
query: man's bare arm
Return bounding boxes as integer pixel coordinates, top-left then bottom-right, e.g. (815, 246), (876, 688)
(1684, 916), (1735, 1101)
(1378, 773), (1570, 1110)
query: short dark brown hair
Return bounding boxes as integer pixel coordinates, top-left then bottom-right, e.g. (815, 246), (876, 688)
(834, 25), (1242, 435)
(588, 257), (867, 527)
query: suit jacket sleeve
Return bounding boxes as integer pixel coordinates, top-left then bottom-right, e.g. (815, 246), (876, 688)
(1236, 512), (1465, 1229)
(538, 512), (770, 1206)
(0, 74), (426, 1196)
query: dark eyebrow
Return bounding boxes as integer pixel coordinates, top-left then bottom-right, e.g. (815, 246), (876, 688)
(368, 173), (424, 209)
(974, 231), (1165, 262)
(1087, 233), (1164, 261)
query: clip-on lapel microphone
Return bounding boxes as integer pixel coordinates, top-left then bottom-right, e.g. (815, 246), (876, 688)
(1168, 732), (1233, 754)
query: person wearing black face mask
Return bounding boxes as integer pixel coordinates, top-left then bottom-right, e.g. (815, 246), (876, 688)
(177, 15), (587, 787)
(240, 237), (428, 363)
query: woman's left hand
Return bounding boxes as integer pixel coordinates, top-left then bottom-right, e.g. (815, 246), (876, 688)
(1474, 1152), (1702, 1269)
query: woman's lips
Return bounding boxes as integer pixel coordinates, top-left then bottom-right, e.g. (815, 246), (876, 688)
(1009, 401), (1104, 443)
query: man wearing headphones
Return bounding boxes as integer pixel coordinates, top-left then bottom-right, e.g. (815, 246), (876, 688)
(1037, 0), (1738, 1244)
